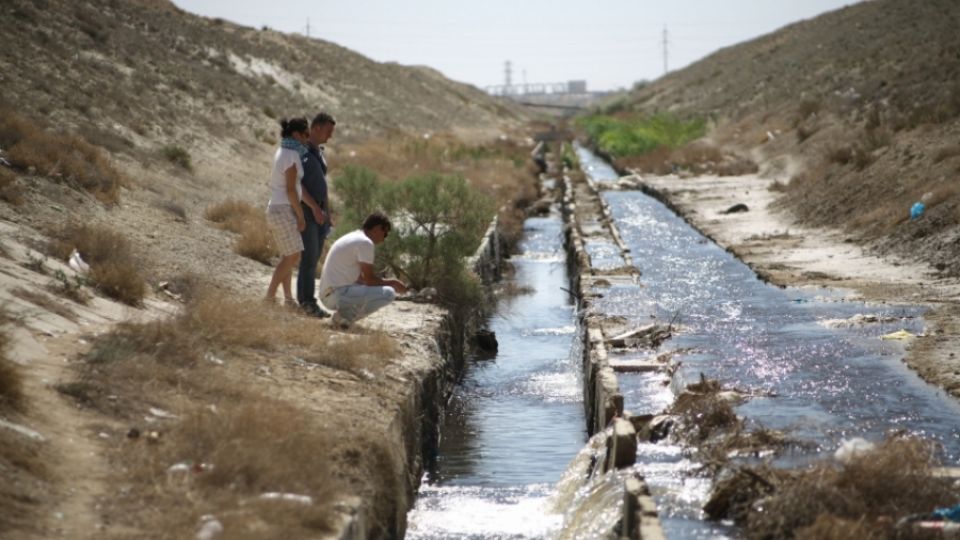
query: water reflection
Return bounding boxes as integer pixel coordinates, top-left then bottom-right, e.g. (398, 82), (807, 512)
(408, 211), (587, 539)
(576, 144), (960, 538)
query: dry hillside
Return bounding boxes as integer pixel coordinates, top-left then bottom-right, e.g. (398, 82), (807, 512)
(614, 0), (960, 275)
(0, 1), (537, 537)
(0, 0), (526, 288)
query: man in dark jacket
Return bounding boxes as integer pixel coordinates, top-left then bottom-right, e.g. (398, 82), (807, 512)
(297, 112), (336, 317)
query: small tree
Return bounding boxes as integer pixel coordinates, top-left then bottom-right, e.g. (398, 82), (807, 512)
(332, 166), (494, 304)
(378, 172), (494, 290)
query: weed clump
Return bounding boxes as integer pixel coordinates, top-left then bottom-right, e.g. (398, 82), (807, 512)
(49, 223), (146, 305)
(161, 144), (193, 171)
(0, 309), (23, 412)
(732, 436), (957, 539)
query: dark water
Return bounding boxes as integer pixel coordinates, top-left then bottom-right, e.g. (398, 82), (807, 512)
(576, 145), (960, 538)
(407, 210), (587, 539)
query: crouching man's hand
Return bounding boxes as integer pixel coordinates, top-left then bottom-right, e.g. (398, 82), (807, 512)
(385, 279), (408, 294)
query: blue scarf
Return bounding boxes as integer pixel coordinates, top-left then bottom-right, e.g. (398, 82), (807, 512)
(281, 137), (308, 158)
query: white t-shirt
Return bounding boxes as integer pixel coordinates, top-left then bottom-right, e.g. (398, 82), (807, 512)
(267, 147), (303, 206)
(318, 230), (375, 307)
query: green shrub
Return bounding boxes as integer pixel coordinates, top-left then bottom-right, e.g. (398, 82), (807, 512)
(162, 144), (192, 171)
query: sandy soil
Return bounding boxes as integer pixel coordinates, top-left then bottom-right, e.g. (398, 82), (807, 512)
(608, 172), (960, 398)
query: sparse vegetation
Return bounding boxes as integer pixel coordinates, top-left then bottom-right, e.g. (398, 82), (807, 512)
(48, 269), (91, 305)
(57, 286), (398, 536)
(11, 287), (79, 321)
(0, 167), (22, 204)
(161, 144), (193, 171)
(0, 109), (125, 204)
(205, 199), (277, 264)
(49, 223), (146, 305)
(335, 132), (539, 253)
(0, 311), (48, 535)
(579, 112), (707, 158)
(0, 309), (24, 411)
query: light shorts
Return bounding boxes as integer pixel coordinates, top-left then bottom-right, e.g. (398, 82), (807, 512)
(265, 204), (303, 257)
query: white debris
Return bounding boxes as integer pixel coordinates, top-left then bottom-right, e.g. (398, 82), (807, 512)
(0, 418), (46, 442)
(196, 515), (224, 540)
(148, 407), (178, 419)
(834, 437), (875, 464)
(68, 249), (90, 274)
(259, 492), (314, 505)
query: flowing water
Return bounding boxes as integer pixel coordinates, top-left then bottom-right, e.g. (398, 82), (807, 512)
(576, 145), (960, 538)
(406, 147), (960, 539)
(406, 207), (590, 540)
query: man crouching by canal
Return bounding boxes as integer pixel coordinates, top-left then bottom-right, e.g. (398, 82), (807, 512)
(318, 212), (408, 329)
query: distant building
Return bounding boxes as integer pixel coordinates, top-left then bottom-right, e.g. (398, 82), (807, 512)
(567, 80), (587, 94)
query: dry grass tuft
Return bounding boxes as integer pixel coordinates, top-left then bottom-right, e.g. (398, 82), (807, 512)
(707, 435), (957, 539)
(10, 287), (78, 321)
(112, 399), (342, 537)
(0, 108), (125, 204)
(0, 309), (24, 412)
(49, 223), (146, 305)
(0, 167), (23, 205)
(205, 199), (277, 264)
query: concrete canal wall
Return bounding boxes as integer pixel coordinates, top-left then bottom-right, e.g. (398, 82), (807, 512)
(561, 157), (666, 540)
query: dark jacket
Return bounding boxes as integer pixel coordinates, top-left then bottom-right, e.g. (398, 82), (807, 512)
(300, 144), (330, 229)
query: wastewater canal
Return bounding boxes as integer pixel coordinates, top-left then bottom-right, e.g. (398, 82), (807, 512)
(406, 206), (589, 539)
(577, 145), (960, 538)
(407, 148), (960, 539)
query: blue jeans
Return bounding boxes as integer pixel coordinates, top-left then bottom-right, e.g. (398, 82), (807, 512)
(324, 284), (397, 323)
(296, 207), (330, 305)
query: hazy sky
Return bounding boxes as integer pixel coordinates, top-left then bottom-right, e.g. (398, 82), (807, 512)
(173, 0), (856, 92)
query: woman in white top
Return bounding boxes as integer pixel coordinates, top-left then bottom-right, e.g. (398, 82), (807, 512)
(265, 117), (310, 305)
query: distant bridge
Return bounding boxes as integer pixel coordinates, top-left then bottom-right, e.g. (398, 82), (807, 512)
(485, 80), (588, 97)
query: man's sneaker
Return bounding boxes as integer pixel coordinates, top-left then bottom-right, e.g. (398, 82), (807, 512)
(302, 302), (330, 319)
(331, 312), (350, 330)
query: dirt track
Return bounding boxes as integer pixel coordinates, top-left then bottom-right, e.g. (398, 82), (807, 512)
(617, 171), (960, 398)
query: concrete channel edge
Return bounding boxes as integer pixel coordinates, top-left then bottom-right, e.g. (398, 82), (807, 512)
(561, 162), (667, 540)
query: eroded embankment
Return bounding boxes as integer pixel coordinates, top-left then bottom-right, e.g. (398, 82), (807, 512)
(560, 165), (666, 540)
(336, 220), (503, 539)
